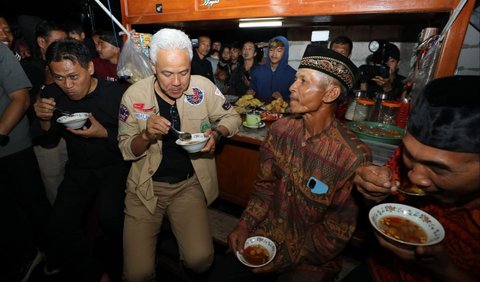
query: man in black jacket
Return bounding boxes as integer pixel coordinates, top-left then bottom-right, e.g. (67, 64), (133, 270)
(191, 35), (214, 82)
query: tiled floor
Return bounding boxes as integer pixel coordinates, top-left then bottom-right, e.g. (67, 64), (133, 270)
(26, 198), (364, 282)
(207, 199), (365, 282)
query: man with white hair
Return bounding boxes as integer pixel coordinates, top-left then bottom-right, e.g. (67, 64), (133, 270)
(118, 28), (241, 281)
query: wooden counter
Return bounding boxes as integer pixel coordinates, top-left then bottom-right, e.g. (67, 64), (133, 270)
(215, 123), (268, 207)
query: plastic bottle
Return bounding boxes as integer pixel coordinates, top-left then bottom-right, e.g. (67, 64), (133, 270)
(396, 82), (413, 128)
(344, 90), (365, 120)
(353, 98), (375, 121)
(377, 100), (401, 124)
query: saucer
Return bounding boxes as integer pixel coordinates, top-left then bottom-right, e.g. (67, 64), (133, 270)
(243, 121), (266, 129)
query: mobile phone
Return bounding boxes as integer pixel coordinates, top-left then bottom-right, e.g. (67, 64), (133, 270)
(307, 176), (329, 195)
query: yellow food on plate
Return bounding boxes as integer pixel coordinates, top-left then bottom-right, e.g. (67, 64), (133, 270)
(235, 94), (263, 107)
(235, 106), (247, 114)
(265, 97), (288, 113)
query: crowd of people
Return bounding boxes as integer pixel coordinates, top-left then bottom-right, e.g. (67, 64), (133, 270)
(1, 12), (478, 282)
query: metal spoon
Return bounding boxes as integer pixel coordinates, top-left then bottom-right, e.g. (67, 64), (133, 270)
(170, 126), (192, 141)
(54, 107), (74, 116)
(398, 185), (427, 196)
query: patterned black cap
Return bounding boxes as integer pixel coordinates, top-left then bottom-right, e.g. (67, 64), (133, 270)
(299, 43), (358, 90)
(407, 75), (480, 153)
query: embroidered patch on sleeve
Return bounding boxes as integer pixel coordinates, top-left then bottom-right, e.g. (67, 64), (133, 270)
(214, 88), (223, 97)
(222, 100), (232, 110)
(119, 104), (130, 122)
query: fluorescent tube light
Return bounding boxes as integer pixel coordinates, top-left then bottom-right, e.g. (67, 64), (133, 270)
(239, 20), (283, 28)
(239, 17), (283, 22)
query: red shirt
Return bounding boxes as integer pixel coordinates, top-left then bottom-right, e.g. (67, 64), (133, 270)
(368, 147), (480, 281)
(93, 57), (118, 82)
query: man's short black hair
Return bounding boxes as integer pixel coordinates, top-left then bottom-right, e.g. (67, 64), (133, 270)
(329, 35), (353, 53)
(46, 38), (92, 69)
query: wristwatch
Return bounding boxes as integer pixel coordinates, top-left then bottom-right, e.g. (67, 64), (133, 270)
(0, 134), (10, 147)
(212, 128), (225, 145)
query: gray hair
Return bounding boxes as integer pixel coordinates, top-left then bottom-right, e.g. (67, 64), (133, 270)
(149, 28), (193, 64)
(316, 71), (348, 102)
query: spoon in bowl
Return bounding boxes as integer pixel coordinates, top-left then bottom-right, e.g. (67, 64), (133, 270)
(170, 126), (192, 141)
(54, 107), (74, 116)
(153, 110), (192, 141)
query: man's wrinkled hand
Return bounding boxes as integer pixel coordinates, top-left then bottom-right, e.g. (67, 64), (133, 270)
(354, 165), (398, 202)
(228, 225), (249, 254)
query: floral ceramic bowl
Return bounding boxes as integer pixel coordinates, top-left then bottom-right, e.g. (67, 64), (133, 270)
(369, 203), (445, 248)
(236, 236), (276, 268)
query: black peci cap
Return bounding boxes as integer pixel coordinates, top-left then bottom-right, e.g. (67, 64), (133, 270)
(299, 43), (358, 90)
(407, 75), (480, 153)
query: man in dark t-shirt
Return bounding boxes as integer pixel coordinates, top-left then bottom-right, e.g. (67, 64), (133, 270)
(191, 35), (214, 82)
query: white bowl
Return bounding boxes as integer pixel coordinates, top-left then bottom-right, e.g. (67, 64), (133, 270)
(56, 112), (89, 129)
(369, 203), (445, 248)
(175, 133), (210, 153)
(236, 236), (276, 268)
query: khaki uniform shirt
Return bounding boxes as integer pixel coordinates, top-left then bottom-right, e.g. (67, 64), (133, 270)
(118, 75), (241, 214)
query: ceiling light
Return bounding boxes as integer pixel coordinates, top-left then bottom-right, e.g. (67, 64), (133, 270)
(239, 17), (283, 22)
(239, 20), (283, 28)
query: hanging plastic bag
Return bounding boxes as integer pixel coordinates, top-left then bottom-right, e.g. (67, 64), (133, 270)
(117, 36), (153, 84)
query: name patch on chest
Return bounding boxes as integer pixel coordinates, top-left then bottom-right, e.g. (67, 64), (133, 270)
(135, 113), (149, 120)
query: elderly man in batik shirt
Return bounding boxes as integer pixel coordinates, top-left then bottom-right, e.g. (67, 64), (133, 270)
(209, 44), (371, 282)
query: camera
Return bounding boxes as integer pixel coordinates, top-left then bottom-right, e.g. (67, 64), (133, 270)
(358, 40), (391, 81)
(358, 64), (390, 81)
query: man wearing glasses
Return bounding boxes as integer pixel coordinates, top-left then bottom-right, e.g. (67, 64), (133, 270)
(118, 28), (241, 281)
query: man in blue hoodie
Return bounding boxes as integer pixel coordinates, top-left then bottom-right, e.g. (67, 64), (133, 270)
(248, 36), (296, 101)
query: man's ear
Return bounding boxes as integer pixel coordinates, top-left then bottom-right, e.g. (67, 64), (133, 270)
(37, 36), (47, 51)
(88, 61), (94, 76)
(322, 84), (341, 104)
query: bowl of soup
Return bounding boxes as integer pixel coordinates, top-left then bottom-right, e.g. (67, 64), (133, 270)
(56, 112), (89, 129)
(175, 133), (210, 153)
(369, 203), (445, 248)
(236, 236), (276, 268)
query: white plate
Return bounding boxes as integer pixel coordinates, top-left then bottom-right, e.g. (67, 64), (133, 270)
(242, 121), (266, 129)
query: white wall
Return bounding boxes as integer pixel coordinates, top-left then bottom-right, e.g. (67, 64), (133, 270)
(288, 28), (478, 78)
(455, 23), (480, 75)
(288, 41), (415, 78)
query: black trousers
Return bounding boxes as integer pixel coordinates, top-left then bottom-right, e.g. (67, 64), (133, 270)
(0, 146), (51, 281)
(45, 161), (129, 282)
